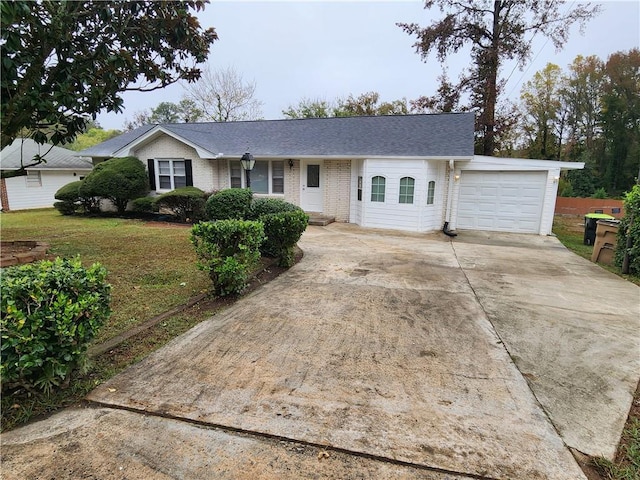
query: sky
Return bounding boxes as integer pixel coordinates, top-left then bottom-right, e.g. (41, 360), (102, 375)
(96, 0), (640, 130)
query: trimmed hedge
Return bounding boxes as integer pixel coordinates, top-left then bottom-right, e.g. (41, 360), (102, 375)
(615, 185), (640, 275)
(205, 188), (253, 221)
(79, 156), (149, 214)
(131, 196), (158, 213)
(1, 257), (111, 393)
(260, 209), (309, 267)
(191, 220), (265, 296)
(155, 186), (206, 222)
(247, 197), (299, 220)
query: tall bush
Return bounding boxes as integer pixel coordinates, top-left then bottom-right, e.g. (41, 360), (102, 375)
(260, 209), (309, 267)
(205, 188), (253, 221)
(155, 186), (206, 222)
(191, 220), (265, 296)
(615, 185), (640, 275)
(1, 257), (111, 393)
(80, 156), (149, 214)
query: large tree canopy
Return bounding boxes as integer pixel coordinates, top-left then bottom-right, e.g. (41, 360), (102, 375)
(398, 0), (599, 155)
(1, 0), (217, 175)
(282, 92), (409, 119)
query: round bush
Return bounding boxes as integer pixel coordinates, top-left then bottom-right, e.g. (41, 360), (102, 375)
(131, 196), (158, 213)
(1, 257), (111, 393)
(53, 201), (77, 216)
(155, 186), (206, 222)
(54, 180), (83, 202)
(247, 198), (300, 220)
(260, 209), (309, 267)
(205, 188), (253, 221)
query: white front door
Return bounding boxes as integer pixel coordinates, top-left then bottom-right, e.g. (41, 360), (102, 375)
(300, 160), (323, 212)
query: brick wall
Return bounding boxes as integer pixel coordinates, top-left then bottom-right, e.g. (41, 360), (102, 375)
(323, 159), (351, 222)
(555, 197), (625, 218)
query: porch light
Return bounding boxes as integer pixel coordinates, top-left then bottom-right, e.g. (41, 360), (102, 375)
(240, 152), (255, 188)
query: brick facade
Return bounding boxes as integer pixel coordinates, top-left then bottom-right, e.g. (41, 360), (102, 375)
(323, 159), (351, 222)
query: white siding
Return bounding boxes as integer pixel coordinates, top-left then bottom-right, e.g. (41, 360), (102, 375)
(350, 159), (364, 225)
(4, 170), (90, 210)
(359, 159), (447, 232)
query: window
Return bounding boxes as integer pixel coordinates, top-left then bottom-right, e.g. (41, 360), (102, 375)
(157, 159), (186, 190)
(399, 177), (415, 204)
(371, 176), (385, 202)
(357, 176), (363, 201)
(306, 164), (320, 188)
(230, 160), (284, 194)
(427, 181), (436, 205)
(26, 171), (41, 187)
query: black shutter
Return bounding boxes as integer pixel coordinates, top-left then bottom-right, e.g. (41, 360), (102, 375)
(185, 159), (193, 186)
(147, 159), (156, 190)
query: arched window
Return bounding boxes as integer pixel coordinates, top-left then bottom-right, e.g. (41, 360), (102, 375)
(399, 177), (415, 204)
(427, 180), (436, 205)
(371, 176), (386, 202)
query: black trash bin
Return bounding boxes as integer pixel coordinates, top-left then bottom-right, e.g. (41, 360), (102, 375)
(584, 213), (615, 245)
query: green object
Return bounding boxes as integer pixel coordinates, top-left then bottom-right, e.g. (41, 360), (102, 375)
(585, 213), (615, 219)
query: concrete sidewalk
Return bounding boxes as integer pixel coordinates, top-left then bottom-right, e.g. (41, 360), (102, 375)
(3, 224), (639, 479)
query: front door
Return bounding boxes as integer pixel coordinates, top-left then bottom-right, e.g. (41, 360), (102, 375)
(300, 160), (323, 212)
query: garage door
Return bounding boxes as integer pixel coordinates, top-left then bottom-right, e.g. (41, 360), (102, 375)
(456, 171), (547, 233)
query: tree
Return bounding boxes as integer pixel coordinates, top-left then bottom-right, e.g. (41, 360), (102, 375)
(65, 127), (121, 152)
(398, 1), (599, 156)
(183, 65), (263, 122)
(282, 92), (409, 119)
(282, 98), (334, 119)
(600, 49), (640, 194)
(79, 157), (149, 214)
(520, 63), (563, 159)
(1, 0), (217, 177)
(124, 99), (205, 131)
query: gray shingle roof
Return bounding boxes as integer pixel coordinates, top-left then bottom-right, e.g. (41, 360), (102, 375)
(0, 139), (93, 170)
(80, 113), (475, 159)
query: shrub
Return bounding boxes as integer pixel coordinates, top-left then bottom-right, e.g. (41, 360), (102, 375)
(54, 181), (83, 215)
(247, 197), (300, 220)
(591, 187), (608, 199)
(615, 185), (640, 275)
(53, 201), (77, 216)
(155, 186), (206, 223)
(131, 196), (158, 213)
(191, 220), (265, 296)
(1, 257), (111, 393)
(205, 188), (253, 221)
(260, 209), (309, 267)
(80, 156), (149, 214)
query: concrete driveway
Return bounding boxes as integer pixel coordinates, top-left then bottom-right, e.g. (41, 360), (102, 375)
(3, 224), (639, 480)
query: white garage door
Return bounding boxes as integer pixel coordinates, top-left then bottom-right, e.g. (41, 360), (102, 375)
(456, 171), (547, 233)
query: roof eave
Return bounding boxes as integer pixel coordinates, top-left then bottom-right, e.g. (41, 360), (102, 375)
(112, 126), (221, 159)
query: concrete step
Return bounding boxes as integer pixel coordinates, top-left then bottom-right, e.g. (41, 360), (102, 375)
(307, 213), (335, 226)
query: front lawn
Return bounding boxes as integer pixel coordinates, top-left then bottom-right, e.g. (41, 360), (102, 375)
(1, 209), (211, 343)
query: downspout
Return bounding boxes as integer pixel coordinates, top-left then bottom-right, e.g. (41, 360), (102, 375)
(443, 159), (457, 237)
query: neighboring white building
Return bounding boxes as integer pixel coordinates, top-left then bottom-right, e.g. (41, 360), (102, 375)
(80, 114), (584, 235)
(1, 139), (93, 211)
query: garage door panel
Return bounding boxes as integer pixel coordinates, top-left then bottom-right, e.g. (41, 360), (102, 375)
(456, 171), (546, 234)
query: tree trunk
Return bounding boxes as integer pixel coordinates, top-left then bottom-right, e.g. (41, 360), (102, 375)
(483, 1), (502, 156)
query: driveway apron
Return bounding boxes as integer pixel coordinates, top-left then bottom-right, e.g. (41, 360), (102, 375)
(83, 224), (591, 479)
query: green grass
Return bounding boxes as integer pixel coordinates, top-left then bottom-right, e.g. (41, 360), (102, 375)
(1, 209), (211, 343)
(593, 418), (640, 480)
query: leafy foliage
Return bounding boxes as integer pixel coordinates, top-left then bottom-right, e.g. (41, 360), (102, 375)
(259, 210), (309, 267)
(64, 127), (121, 152)
(191, 220), (265, 296)
(398, 0), (599, 155)
(1, 257), (111, 393)
(124, 99), (204, 131)
(155, 186), (207, 222)
(205, 188), (253, 221)
(282, 92), (409, 119)
(131, 196), (159, 213)
(615, 185), (640, 276)
(0, 0), (217, 174)
(54, 180), (100, 215)
(246, 197), (300, 220)
(79, 157), (149, 214)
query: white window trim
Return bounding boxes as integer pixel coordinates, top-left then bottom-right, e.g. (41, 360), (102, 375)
(370, 175), (386, 203)
(229, 159), (285, 195)
(26, 171), (42, 187)
(398, 176), (416, 205)
(154, 158), (186, 192)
